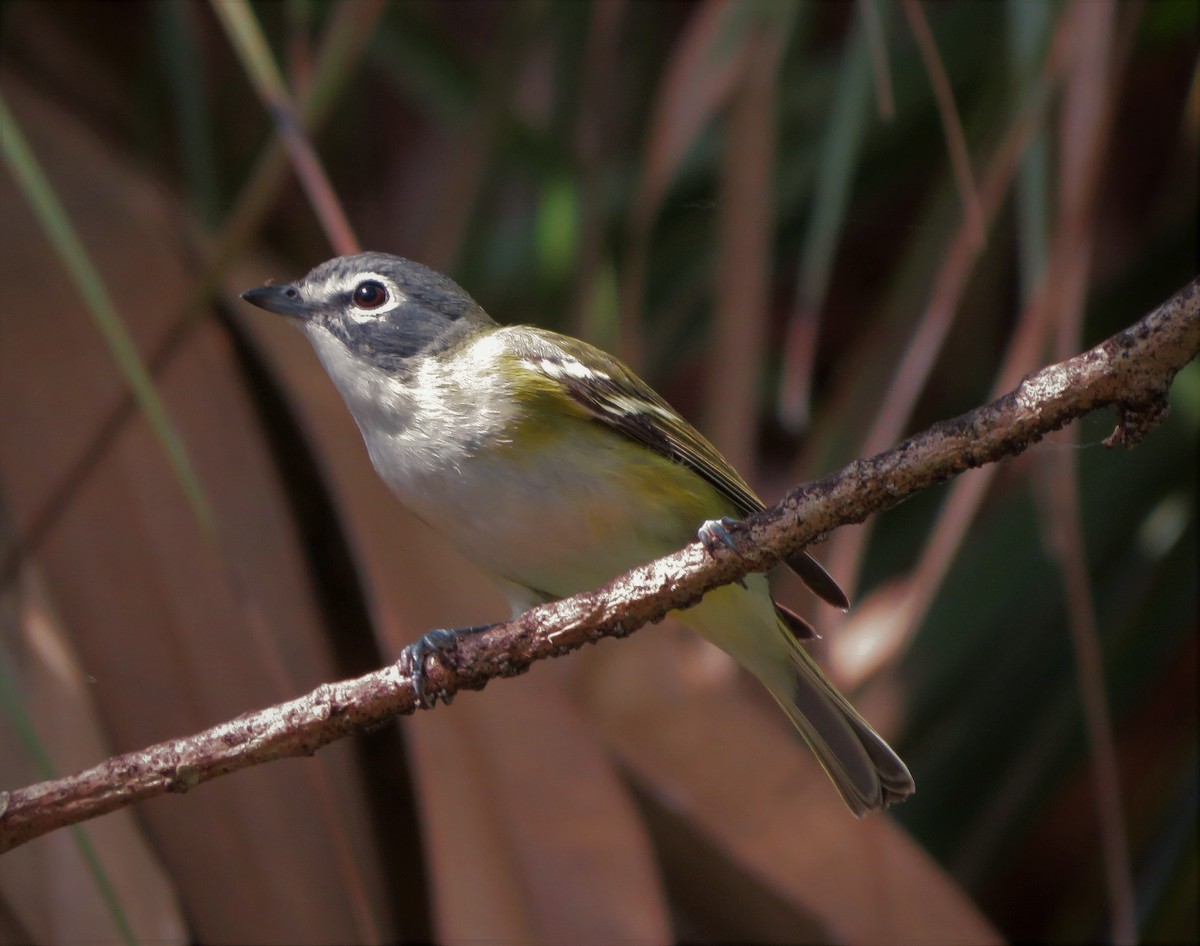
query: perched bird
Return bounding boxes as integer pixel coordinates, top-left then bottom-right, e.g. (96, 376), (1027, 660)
(242, 252), (914, 815)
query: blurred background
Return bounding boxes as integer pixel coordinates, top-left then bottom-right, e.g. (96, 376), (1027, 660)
(0, 1), (1196, 943)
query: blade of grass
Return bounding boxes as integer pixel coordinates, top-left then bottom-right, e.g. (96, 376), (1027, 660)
(777, 3), (885, 433)
(859, 0), (895, 121)
(155, 0), (220, 229)
(901, 0), (985, 250)
(620, 0), (748, 367)
(418, 0), (543, 273)
(209, 0), (359, 255)
(1037, 446), (1138, 946)
(568, 0), (626, 341)
(284, 0), (317, 99)
(1036, 2), (1136, 940)
(1006, 0), (1053, 297)
(365, 7), (476, 119)
(0, 589), (138, 946)
(0, 94), (216, 543)
(710, 15), (785, 474)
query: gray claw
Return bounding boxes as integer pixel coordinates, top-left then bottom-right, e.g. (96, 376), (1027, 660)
(401, 628), (459, 708)
(697, 516), (749, 588)
(697, 516), (742, 554)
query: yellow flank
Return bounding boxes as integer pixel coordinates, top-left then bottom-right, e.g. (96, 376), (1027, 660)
(502, 361), (729, 546)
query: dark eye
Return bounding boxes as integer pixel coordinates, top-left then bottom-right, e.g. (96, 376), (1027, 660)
(352, 280), (388, 309)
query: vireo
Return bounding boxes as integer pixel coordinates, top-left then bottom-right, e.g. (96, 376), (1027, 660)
(242, 252), (914, 815)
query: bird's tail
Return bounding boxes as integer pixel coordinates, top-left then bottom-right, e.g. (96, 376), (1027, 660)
(673, 579), (913, 815)
(766, 643), (915, 816)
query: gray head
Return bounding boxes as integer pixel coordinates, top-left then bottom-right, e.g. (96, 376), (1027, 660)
(241, 252), (496, 372)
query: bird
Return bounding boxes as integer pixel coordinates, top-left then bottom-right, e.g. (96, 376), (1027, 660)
(242, 251), (914, 815)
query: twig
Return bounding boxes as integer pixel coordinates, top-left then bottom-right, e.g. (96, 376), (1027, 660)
(1, 277), (1196, 854)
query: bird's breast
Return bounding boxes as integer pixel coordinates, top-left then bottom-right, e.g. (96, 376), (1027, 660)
(365, 412), (718, 601)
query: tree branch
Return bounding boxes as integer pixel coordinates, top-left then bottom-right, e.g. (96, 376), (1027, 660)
(2, 277), (1197, 854)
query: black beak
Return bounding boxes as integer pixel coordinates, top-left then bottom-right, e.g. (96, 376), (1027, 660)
(240, 283), (315, 320)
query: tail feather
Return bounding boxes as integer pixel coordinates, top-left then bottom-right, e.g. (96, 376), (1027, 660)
(769, 646), (915, 816)
(671, 578), (912, 815)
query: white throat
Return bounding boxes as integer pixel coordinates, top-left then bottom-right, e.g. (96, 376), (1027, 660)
(301, 323), (514, 493)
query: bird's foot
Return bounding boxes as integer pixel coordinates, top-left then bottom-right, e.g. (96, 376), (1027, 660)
(697, 516), (749, 588)
(400, 624), (495, 708)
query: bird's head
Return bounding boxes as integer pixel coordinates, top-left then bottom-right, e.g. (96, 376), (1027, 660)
(241, 252), (495, 373)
